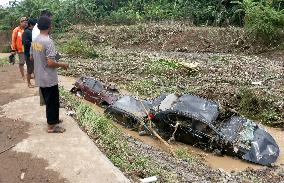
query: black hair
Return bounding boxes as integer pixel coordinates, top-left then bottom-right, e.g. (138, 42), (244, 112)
(37, 16), (51, 30)
(28, 18), (37, 27)
(40, 10), (53, 17)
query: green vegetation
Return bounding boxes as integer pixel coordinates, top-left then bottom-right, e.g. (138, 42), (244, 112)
(59, 88), (178, 182)
(61, 38), (98, 58)
(0, 59), (9, 67)
(175, 148), (197, 164)
(235, 87), (281, 126)
(147, 59), (183, 76)
(210, 55), (230, 64)
(241, 0), (284, 42)
(1, 46), (11, 53)
(0, 0), (283, 44)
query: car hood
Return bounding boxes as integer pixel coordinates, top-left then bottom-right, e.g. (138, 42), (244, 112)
(242, 127), (280, 166)
(110, 96), (150, 119)
(220, 116), (280, 166)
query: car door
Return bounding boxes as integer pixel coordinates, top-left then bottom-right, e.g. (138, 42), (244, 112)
(164, 113), (217, 145)
(90, 81), (103, 104)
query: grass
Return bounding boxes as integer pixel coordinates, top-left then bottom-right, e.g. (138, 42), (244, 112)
(1, 46), (10, 53)
(127, 79), (158, 97)
(0, 58), (9, 67)
(61, 38), (98, 58)
(210, 55), (230, 64)
(175, 148), (198, 165)
(147, 58), (198, 77)
(235, 87), (281, 126)
(59, 87), (178, 182)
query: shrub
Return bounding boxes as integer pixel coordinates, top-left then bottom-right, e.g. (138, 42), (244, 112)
(244, 2), (284, 43)
(62, 38), (98, 58)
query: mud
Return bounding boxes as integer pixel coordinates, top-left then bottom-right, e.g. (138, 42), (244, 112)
(116, 123), (284, 172)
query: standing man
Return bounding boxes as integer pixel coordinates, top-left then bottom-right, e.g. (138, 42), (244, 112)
(32, 10), (52, 106)
(32, 10), (52, 41)
(30, 16), (69, 133)
(22, 18), (37, 88)
(11, 17), (28, 80)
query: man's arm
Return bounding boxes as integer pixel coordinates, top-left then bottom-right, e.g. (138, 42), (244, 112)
(11, 28), (17, 54)
(46, 40), (68, 69)
(47, 59), (68, 69)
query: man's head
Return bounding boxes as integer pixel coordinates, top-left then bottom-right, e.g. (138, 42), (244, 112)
(40, 10), (53, 18)
(38, 16), (51, 33)
(28, 18), (37, 30)
(20, 17), (28, 29)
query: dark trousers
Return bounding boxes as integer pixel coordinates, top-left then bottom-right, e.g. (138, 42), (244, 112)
(40, 85), (60, 125)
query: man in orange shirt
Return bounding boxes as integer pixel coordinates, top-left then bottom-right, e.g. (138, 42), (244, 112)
(11, 17), (28, 80)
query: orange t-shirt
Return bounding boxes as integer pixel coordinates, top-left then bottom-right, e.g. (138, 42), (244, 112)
(11, 26), (24, 53)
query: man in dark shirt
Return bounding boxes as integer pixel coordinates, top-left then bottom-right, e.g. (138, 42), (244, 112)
(22, 18), (37, 88)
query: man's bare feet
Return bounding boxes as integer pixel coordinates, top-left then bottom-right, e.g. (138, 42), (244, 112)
(28, 83), (35, 88)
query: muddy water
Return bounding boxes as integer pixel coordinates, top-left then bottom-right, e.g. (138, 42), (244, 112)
(116, 123), (284, 172)
(59, 75), (284, 172)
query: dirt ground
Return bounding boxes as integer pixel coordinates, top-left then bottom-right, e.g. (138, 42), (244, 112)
(0, 65), (66, 183)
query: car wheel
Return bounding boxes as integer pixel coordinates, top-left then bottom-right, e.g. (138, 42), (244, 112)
(76, 90), (84, 98)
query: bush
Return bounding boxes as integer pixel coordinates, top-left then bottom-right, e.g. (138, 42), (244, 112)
(108, 7), (144, 24)
(244, 2), (284, 43)
(235, 87), (281, 126)
(62, 38), (98, 58)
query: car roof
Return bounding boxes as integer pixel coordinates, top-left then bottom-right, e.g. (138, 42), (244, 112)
(158, 94), (220, 124)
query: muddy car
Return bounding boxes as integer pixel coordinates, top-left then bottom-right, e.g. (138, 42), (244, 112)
(106, 93), (280, 166)
(71, 76), (119, 106)
(105, 95), (152, 128)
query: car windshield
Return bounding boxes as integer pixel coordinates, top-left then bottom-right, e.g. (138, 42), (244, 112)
(93, 81), (103, 93)
(85, 79), (96, 88)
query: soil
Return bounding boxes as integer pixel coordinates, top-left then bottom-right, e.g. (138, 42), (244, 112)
(0, 64), (67, 183)
(0, 31), (10, 52)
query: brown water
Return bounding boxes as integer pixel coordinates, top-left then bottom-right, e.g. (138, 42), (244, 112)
(116, 123), (284, 172)
(59, 76), (284, 172)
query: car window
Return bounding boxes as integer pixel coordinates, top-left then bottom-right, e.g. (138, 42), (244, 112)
(85, 79), (96, 88)
(92, 81), (103, 93)
(167, 113), (217, 137)
(192, 120), (217, 137)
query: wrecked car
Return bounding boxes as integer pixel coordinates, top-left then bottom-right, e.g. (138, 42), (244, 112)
(105, 95), (152, 128)
(71, 76), (120, 106)
(106, 93), (280, 166)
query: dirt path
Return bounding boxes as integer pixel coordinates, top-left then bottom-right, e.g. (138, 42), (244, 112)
(0, 65), (66, 183)
(0, 63), (129, 183)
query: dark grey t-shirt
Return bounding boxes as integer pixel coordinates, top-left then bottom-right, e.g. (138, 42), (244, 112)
(31, 34), (58, 87)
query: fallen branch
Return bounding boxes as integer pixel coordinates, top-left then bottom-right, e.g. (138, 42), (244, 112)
(136, 94), (175, 155)
(0, 144), (16, 155)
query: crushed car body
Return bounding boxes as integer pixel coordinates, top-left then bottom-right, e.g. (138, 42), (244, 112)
(105, 93), (280, 166)
(71, 76), (119, 106)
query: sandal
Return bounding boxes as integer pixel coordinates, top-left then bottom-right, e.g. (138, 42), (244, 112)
(47, 126), (66, 133)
